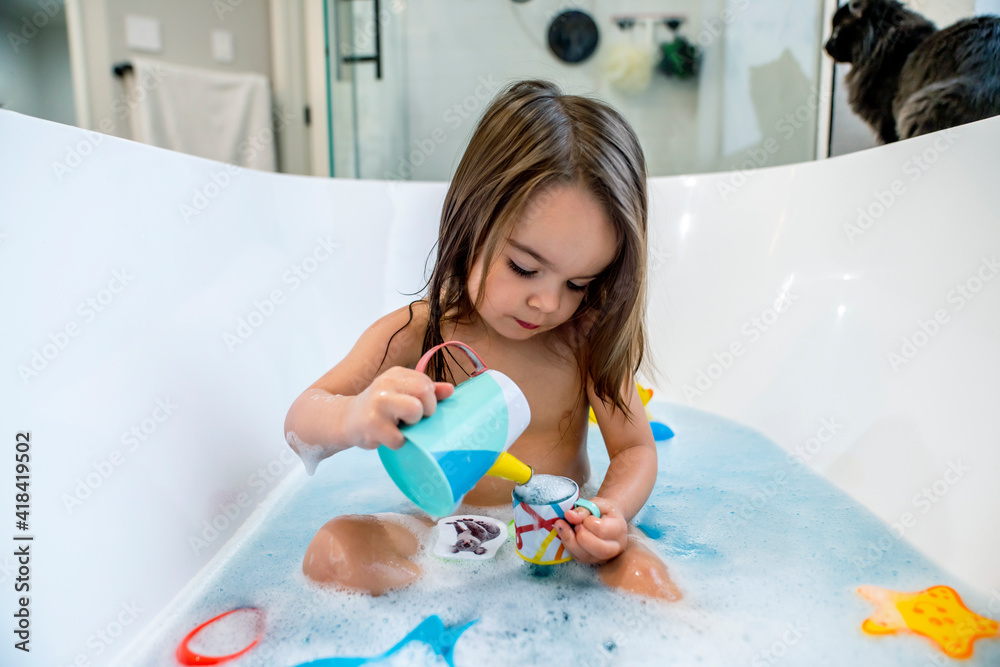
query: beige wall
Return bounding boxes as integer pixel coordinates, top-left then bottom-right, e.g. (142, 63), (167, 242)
(72, 0), (271, 139)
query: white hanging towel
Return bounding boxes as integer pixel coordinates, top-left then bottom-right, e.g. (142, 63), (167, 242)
(127, 57), (275, 171)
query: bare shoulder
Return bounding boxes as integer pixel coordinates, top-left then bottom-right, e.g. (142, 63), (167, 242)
(309, 300), (430, 395)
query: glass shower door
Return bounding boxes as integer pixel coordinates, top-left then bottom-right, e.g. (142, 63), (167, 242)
(325, 0), (408, 179)
(325, 0), (832, 180)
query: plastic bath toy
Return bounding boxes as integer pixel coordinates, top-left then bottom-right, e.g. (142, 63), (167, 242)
(293, 615), (476, 667)
(433, 514), (507, 560)
(589, 382), (674, 441)
(378, 341), (534, 518)
(858, 584), (999, 659)
(510, 474), (602, 567)
(175, 607), (265, 665)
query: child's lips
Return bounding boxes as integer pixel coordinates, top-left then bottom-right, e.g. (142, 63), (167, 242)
(515, 318), (539, 330)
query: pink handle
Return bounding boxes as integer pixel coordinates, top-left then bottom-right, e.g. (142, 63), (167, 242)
(415, 341), (487, 377)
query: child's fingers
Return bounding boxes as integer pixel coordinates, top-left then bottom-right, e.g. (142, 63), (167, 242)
(580, 514), (627, 543)
(566, 498), (616, 526)
(383, 393), (425, 425)
(355, 419), (405, 450)
(398, 372), (442, 419)
(378, 368), (444, 419)
(555, 521), (615, 564)
(433, 382), (454, 401)
(554, 520), (589, 562)
(572, 527), (622, 562)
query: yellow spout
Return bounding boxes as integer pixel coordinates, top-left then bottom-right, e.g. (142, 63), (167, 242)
(486, 452), (532, 485)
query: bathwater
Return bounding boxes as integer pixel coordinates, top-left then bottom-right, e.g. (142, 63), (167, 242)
(122, 403), (1000, 666)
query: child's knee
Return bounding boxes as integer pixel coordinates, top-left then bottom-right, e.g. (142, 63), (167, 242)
(302, 513), (425, 595)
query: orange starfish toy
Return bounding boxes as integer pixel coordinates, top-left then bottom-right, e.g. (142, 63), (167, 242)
(857, 584), (999, 659)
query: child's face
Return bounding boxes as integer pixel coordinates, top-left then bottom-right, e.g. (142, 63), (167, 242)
(467, 183), (617, 341)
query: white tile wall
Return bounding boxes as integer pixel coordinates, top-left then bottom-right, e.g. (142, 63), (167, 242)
(342, 0), (829, 179)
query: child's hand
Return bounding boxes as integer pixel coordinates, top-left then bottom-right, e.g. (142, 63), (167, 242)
(554, 497), (628, 565)
(345, 366), (454, 450)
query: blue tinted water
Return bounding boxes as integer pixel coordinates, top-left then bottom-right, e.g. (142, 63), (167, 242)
(434, 449), (501, 502)
(127, 403), (999, 666)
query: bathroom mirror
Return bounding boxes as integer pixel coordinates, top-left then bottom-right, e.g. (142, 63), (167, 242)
(1, 0), (992, 180)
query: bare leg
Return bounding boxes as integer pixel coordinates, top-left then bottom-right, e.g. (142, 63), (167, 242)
(597, 526), (682, 601)
(302, 513), (433, 596)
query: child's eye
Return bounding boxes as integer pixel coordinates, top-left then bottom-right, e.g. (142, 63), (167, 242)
(508, 259), (534, 277)
(509, 259), (588, 293)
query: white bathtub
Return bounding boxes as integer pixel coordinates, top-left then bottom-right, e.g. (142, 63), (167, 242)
(1, 110), (998, 665)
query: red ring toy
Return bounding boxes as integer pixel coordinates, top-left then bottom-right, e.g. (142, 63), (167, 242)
(175, 607), (265, 665)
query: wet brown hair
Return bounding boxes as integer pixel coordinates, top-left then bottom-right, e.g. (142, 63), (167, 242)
(388, 79), (649, 421)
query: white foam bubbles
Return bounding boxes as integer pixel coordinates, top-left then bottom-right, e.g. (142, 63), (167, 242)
(513, 474), (577, 504)
(185, 607), (264, 657)
(122, 405), (993, 666)
(285, 430), (324, 476)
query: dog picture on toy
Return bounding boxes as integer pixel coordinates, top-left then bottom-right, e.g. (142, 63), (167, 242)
(825, 0), (1000, 143)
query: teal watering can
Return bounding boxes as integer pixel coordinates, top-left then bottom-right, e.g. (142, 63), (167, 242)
(378, 341), (533, 517)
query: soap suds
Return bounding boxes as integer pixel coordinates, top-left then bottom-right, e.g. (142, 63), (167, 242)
(514, 474), (577, 505)
(126, 406), (997, 666)
(285, 430), (325, 476)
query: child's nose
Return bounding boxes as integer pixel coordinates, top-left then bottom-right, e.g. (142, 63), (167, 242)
(528, 287), (559, 313)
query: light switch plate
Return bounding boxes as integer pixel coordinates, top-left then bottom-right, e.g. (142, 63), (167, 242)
(125, 15), (162, 53)
(211, 30), (235, 63)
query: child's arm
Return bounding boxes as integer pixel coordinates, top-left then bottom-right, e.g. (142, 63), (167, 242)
(554, 377), (656, 564)
(283, 304), (453, 472)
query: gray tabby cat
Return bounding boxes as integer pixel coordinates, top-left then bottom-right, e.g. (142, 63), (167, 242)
(825, 0), (1000, 143)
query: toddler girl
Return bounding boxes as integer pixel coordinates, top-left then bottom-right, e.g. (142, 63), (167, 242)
(284, 79), (680, 601)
